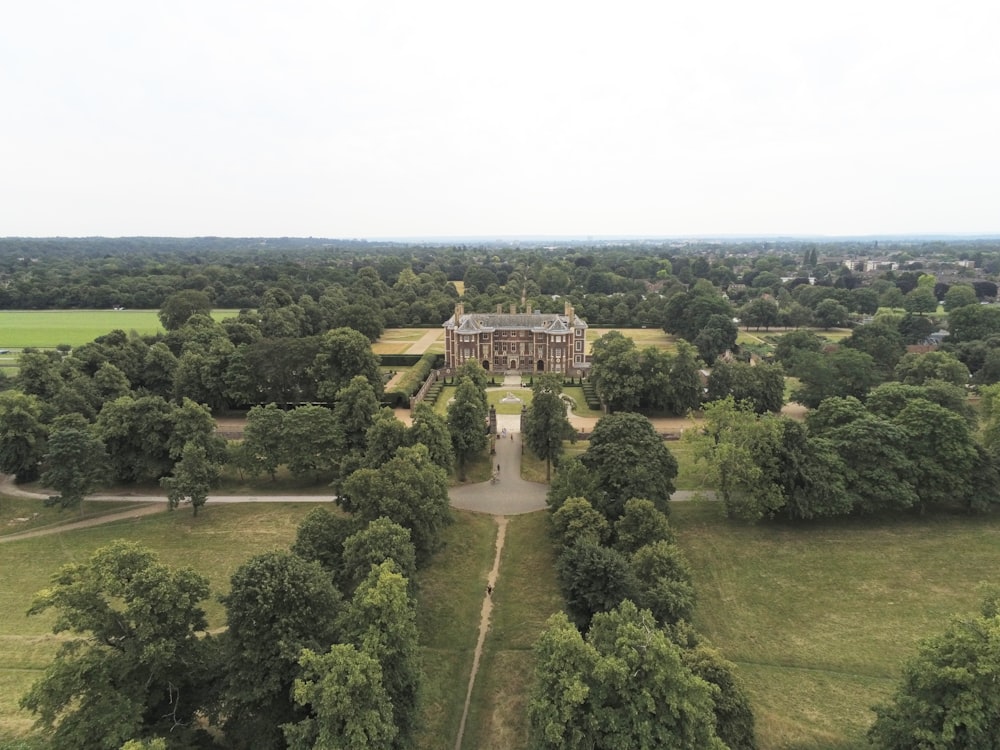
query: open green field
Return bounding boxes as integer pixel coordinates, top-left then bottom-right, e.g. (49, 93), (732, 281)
(0, 310), (240, 349)
(672, 501), (1000, 749)
(3, 488), (999, 748)
(587, 327), (678, 353)
(0, 500), (503, 748)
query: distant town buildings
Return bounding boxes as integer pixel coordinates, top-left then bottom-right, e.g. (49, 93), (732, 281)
(443, 302), (588, 375)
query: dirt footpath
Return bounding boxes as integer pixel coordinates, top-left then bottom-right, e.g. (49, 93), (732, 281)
(454, 515), (508, 750)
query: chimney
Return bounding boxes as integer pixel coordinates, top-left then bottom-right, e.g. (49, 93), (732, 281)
(496, 303), (503, 314)
(510, 303), (517, 314)
(565, 301), (574, 320)
(454, 303), (464, 321)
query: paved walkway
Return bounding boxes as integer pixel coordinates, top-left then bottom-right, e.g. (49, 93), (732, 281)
(405, 328), (443, 355)
(449, 413), (548, 515)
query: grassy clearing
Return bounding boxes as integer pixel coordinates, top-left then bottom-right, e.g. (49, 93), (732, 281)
(0, 503), (505, 748)
(671, 500), (1000, 749)
(415, 511), (499, 750)
(0, 497), (147, 537)
(0, 310), (242, 349)
(671, 440), (715, 491)
(0, 503), (318, 742)
(462, 511), (563, 750)
(486, 387), (532, 415)
(586, 327), (678, 353)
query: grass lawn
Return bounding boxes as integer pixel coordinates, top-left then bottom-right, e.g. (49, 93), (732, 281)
(486, 386), (532, 415)
(0, 502), (320, 742)
(587, 327), (678, 353)
(0, 310), (242, 349)
(0, 497), (147, 537)
(671, 501), (1000, 749)
(461, 511), (563, 750)
(415, 511), (499, 750)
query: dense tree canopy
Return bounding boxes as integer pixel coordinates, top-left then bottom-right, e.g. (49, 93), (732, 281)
(529, 603), (727, 750)
(869, 594), (1000, 749)
(21, 542), (215, 750)
(581, 412), (678, 519)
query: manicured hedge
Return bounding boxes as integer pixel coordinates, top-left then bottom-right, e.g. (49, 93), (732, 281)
(378, 353), (425, 367)
(383, 352), (444, 408)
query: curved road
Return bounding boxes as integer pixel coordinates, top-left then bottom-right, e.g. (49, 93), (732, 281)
(1, 378), (719, 541)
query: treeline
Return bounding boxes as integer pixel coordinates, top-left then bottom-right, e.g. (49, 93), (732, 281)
(529, 412), (756, 749)
(691, 393), (1000, 521)
(21, 475), (447, 749)
(5, 237), (1000, 332)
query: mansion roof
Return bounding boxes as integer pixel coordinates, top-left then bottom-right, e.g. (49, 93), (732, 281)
(445, 311), (586, 334)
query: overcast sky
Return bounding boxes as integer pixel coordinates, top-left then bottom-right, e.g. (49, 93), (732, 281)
(2, 1), (998, 239)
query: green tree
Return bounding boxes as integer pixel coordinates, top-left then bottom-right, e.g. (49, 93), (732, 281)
(556, 540), (637, 630)
(546, 456), (604, 513)
(167, 397), (227, 464)
(529, 603), (726, 749)
(613, 498), (675, 555)
(158, 289), (212, 331)
(364, 408), (409, 468)
(0, 390), (47, 481)
(551, 497), (611, 548)
(894, 350), (970, 387)
(447, 376), (489, 481)
(291, 507), (360, 580)
(524, 373), (576, 480)
(589, 331), (643, 412)
(140, 342), (178, 399)
(948, 304), (1000, 344)
(313, 327), (382, 403)
(807, 398), (918, 513)
(869, 595), (1000, 749)
(792, 349), (880, 408)
(842, 320), (906, 378)
(159, 441), (219, 516)
(944, 283), (979, 311)
(241, 403), (287, 480)
(693, 314), (739, 364)
(681, 642), (758, 750)
(812, 298), (849, 329)
(339, 444), (452, 565)
(283, 405), (339, 480)
(171, 315), (235, 411)
(15, 348), (65, 401)
(455, 358), (490, 394)
(582, 412), (678, 520)
(739, 298), (779, 331)
(772, 330), (824, 375)
(221, 551), (343, 750)
(41, 413), (107, 512)
(629, 540), (696, 626)
(331, 302), (385, 342)
(408, 401), (454, 473)
(903, 286), (938, 315)
(687, 398), (786, 521)
(338, 562), (421, 749)
(284, 645), (397, 750)
(666, 340), (704, 415)
(341, 518), (417, 595)
(892, 398), (978, 512)
(20, 542), (214, 750)
(706, 361), (785, 414)
(96, 395), (175, 483)
(332, 375), (380, 457)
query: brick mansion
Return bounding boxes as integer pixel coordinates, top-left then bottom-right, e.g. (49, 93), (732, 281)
(443, 302), (589, 376)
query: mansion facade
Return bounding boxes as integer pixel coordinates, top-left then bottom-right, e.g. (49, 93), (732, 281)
(443, 302), (589, 375)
